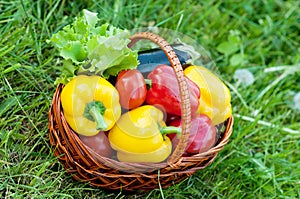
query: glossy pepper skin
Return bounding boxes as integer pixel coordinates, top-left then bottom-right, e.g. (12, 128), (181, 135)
(61, 75), (121, 136)
(108, 105), (179, 163)
(168, 114), (216, 154)
(145, 64), (200, 116)
(79, 132), (113, 158)
(184, 65), (232, 125)
(115, 69), (147, 109)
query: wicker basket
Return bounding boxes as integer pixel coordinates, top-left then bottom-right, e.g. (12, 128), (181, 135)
(48, 32), (234, 191)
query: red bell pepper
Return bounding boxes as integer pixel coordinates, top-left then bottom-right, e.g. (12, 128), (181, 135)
(145, 64), (200, 116)
(79, 132), (113, 158)
(168, 114), (216, 154)
(115, 69), (147, 109)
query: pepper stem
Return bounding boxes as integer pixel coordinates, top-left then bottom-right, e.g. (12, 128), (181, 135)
(84, 101), (108, 130)
(144, 79), (152, 88)
(160, 126), (182, 136)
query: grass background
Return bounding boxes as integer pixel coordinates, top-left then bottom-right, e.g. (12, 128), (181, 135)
(1, 0), (300, 198)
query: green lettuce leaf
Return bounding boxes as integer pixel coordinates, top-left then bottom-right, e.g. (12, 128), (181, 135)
(48, 9), (138, 84)
(54, 60), (78, 85)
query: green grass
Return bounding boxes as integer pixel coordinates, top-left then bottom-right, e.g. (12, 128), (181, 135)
(1, 0), (300, 198)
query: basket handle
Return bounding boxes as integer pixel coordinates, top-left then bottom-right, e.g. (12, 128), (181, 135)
(128, 32), (191, 165)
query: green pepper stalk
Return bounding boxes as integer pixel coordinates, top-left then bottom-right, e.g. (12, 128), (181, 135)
(84, 101), (108, 130)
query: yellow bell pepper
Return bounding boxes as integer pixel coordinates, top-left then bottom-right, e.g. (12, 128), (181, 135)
(108, 105), (180, 163)
(184, 65), (232, 125)
(61, 75), (121, 136)
(116, 138), (172, 163)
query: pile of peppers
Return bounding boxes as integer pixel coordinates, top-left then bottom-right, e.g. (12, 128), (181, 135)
(61, 63), (232, 163)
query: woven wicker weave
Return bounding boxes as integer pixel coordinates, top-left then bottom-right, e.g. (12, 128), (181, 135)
(48, 32), (234, 191)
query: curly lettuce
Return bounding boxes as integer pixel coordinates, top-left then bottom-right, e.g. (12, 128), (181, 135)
(48, 9), (138, 84)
